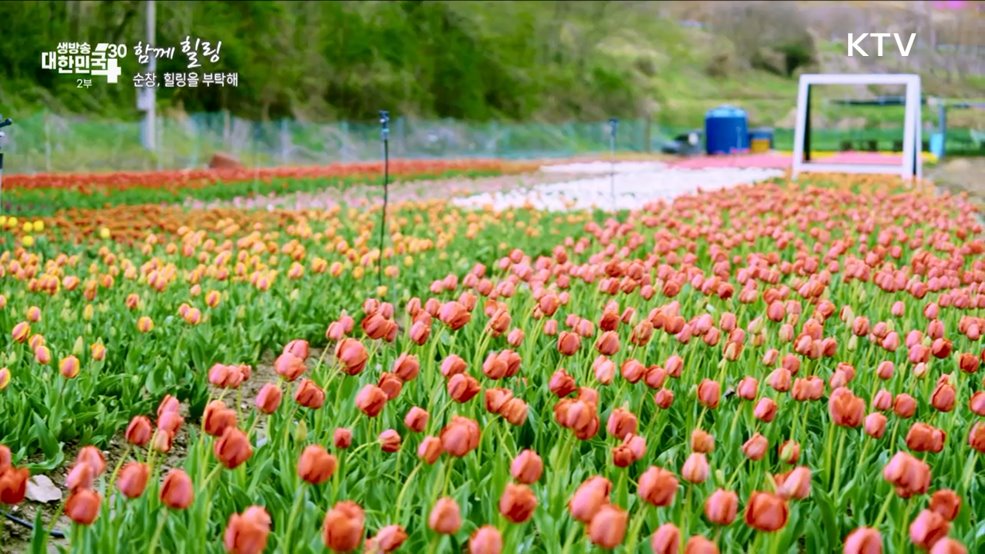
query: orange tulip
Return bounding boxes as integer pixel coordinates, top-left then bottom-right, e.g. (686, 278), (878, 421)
(65, 489), (101, 525)
(744, 491), (788, 532)
(588, 504), (628, 549)
(298, 445), (337, 485)
(224, 506), (271, 554)
(59, 355), (80, 378)
(428, 497), (462, 534)
(116, 462), (149, 499)
(323, 501), (365, 552)
(691, 429), (715, 453)
(160, 469), (194, 510)
(499, 483), (537, 523)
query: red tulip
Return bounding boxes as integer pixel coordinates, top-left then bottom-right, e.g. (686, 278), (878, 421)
(929, 489), (960, 521)
(909, 509), (949, 550)
(160, 469), (194, 510)
(704, 488), (739, 525)
(569, 476), (611, 523)
(843, 527), (882, 554)
(356, 385), (388, 417)
(428, 497), (462, 534)
(65, 489), (101, 525)
(744, 491), (788, 532)
(650, 523), (681, 554)
(298, 445), (337, 485)
(499, 483), (537, 523)
(214, 427), (253, 469)
(255, 383), (283, 414)
(588, 504), (628, 549)
(323, 501), (365, 552)
(126, 416), (153, 447)
(511, 449), (543, 484)
(469, 526), (503, 554)
(116, 462), (149, 499)
(224, 506), (271, 554)
(294, 379), (325, 409)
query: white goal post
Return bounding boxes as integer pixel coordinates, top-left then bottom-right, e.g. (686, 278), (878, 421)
(792, 73), (922, 180)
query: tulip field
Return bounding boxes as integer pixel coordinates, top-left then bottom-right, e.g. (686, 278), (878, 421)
(0, 165), (984, 554)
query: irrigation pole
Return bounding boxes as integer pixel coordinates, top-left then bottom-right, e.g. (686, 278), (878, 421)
(0, 115), (11, 214)
(376, 110), (390, 293)
(140, 0), (156, 151)
(608, 117), (618, 210)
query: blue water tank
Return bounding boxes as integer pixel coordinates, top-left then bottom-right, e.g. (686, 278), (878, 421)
(705, 105), (749, 155)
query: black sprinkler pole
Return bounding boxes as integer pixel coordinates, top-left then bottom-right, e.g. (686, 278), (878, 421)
(376, 110), (390, 293)
(0, 115), (11, 214)
(608, 117), (618, 210)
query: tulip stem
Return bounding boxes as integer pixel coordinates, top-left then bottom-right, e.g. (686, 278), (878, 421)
(624, 510), (646, 553)
(147, 512), (168, 554)
(282, 486), (305, 554)
(830, 428), (847, 503)
(395, 461), (423, 525)
(872, 489), (895, 528)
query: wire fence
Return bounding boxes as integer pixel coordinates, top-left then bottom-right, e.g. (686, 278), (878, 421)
(2, 111), (983, 174)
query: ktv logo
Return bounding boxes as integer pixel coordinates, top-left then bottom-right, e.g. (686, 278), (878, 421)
(847, 33), (917, 57)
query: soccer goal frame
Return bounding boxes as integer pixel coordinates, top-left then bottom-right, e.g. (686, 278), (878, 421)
(791, 73), (922, 180)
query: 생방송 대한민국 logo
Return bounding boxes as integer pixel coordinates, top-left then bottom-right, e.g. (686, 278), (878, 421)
(39, 36), (239, 89)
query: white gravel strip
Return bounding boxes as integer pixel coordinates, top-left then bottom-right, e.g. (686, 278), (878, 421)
(452, 164), (784, 211)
